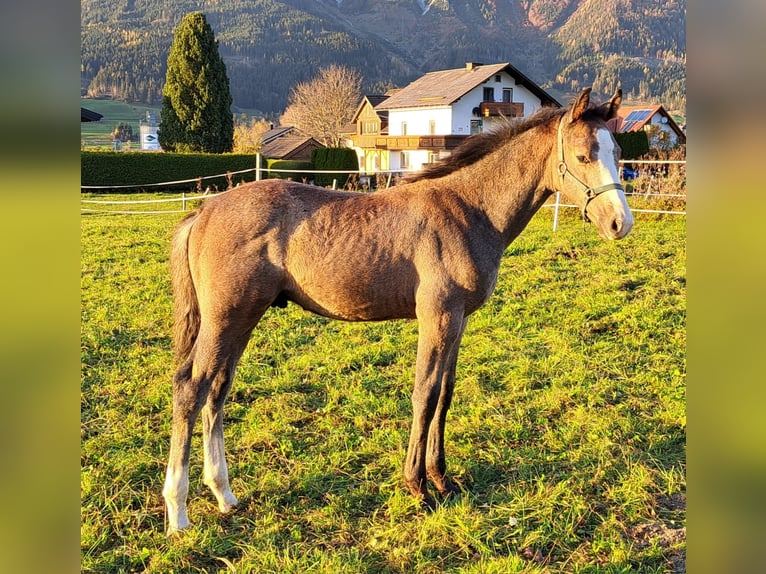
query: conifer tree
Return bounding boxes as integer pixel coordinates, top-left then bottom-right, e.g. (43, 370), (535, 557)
(159, 12), (233, 153)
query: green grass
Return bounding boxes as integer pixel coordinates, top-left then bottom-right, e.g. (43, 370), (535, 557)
(80, 98), (265, 149)
(81, 200), (685, 573)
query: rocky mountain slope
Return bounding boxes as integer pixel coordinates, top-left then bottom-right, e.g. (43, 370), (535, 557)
(81, 0), (685, 115)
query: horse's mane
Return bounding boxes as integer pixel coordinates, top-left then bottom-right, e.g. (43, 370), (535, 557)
(404, 106), (564, 183)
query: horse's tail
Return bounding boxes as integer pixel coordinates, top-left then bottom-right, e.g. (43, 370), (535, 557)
(170, 211), (201, 365)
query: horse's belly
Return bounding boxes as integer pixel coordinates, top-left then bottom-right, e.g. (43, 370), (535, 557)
(288, 276), (417, 321)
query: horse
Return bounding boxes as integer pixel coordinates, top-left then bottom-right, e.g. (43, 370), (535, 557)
(162, 87), (633, 534)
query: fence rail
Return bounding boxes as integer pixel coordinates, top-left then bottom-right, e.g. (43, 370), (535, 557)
(82, 160), (686, 220)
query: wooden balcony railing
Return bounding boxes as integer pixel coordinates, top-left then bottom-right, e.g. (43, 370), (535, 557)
(351, 134), (469, 150)
(479, 101), (524, 118)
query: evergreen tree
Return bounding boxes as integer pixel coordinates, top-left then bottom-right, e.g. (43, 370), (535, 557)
(159, 12), (233, 153)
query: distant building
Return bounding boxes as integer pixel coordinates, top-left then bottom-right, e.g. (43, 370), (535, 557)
(346, 62), (560, 172)
(140, 111), (160, 150)
(608, 104), (686, 150)
(260, 126), (322, 161)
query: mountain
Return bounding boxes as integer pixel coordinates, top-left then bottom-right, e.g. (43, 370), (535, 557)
(80, 0), (685, 116)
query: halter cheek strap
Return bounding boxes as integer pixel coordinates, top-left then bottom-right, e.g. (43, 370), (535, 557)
(556, 116), (624, 223)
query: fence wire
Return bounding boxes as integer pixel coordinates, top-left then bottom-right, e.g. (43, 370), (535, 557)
(82, 161), (686, 218)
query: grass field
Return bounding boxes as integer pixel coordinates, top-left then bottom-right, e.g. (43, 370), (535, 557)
(81, 200), (685, 573)
(80, 99), (162, 148)
(80, 99), (264, 149)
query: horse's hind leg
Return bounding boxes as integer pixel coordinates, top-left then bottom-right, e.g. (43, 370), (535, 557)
(200, 329), (254, 514)
(163, 318), (260, 534)
(163, 358), (207, 534)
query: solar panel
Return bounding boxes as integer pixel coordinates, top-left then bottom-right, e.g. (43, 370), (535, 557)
(621, 120), (640, 132)
(624, 109), (652, 122)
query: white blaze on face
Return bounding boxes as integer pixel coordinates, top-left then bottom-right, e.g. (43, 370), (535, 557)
(594, 128), (634, 237)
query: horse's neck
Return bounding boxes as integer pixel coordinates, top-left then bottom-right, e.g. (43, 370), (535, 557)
(450, 124), (555, 245)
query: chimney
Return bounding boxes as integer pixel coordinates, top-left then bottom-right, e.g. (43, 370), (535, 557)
(466, 62), (483, 71)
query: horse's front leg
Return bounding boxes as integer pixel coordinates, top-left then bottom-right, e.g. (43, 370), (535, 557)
(426, 317), (467, 499)
(404, 308), (465, 509)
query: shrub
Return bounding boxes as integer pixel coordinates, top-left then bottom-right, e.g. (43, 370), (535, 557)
(614, 131), (650, 159)
(266, 159), (314, 182)
(311, 147), (359, 188)
(81, 151), (258, 192)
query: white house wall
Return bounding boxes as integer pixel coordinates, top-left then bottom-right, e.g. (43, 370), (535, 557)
(388, 107), (453, 136)
(649, 114), (679, 147)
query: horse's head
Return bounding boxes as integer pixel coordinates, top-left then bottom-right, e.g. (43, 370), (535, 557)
(554, 87), (634, 240)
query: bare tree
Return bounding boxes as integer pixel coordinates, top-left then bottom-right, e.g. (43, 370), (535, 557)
(280, 65), (363, 147)
(232, 115), (271, 154)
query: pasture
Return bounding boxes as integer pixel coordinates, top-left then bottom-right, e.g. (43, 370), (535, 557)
(81, 199), (685, 573)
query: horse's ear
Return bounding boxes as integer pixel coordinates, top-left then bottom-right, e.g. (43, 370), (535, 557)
(601, 88), (622, 120)
(568, 87), (592, 123)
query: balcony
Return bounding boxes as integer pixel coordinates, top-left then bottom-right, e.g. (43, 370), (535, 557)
(478, 101), (524, 118)
(351, 134), (469, 150)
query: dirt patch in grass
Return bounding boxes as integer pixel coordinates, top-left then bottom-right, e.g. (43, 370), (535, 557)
(628, 492), (686, 573)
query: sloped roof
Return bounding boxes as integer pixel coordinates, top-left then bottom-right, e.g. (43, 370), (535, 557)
(376, 62), (560, 110)
(81, 107), (103, 122)
(261, 126), (296, 145)
(260, 135), (321, 160)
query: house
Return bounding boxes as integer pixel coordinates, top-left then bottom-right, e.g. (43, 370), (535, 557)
(347, 62), (561, 172)
(259, 126), (322, 161)
(345, 95), (390, 173)
(607, 104), (686, 150)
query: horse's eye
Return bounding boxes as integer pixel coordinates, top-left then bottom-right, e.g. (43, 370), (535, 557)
(576, 155), (590, 164)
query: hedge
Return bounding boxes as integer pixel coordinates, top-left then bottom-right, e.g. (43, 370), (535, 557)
(81, 151), (259, 192)
(311, 147), (360, 187)
(265, 159), (314, 181)
(614, 131), (650, 160)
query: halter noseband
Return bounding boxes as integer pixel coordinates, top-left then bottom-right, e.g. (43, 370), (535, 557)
(556, 115), (624, 223)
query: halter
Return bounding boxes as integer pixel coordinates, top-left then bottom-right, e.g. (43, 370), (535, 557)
(556, 115), (624, 222)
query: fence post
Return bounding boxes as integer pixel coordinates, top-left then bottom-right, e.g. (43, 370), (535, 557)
(552, 192), (561, 231)
(182, 192), (186, 212)
(255, 153), (261, 181)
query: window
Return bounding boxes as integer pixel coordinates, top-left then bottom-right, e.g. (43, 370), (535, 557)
(495, 75), (501, 82)
(483, 87), (495, 102)
(401, 121), (408, 136)
(470, 119), (482, 135)
(429, 120), (436, 135)
(400, 151), (410, 169)
(503, 88), (512, 103)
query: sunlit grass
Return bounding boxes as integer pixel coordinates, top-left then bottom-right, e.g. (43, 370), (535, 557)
(81, 202), (685, 572)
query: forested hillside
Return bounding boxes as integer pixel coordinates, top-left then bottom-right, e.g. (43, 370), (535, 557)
(81, 0), (685, 116)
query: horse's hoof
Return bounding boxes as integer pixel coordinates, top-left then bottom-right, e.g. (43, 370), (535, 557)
(429, 474), (461, 499)
(166, 524), (188, 537)
(419, 493), (437, 511)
